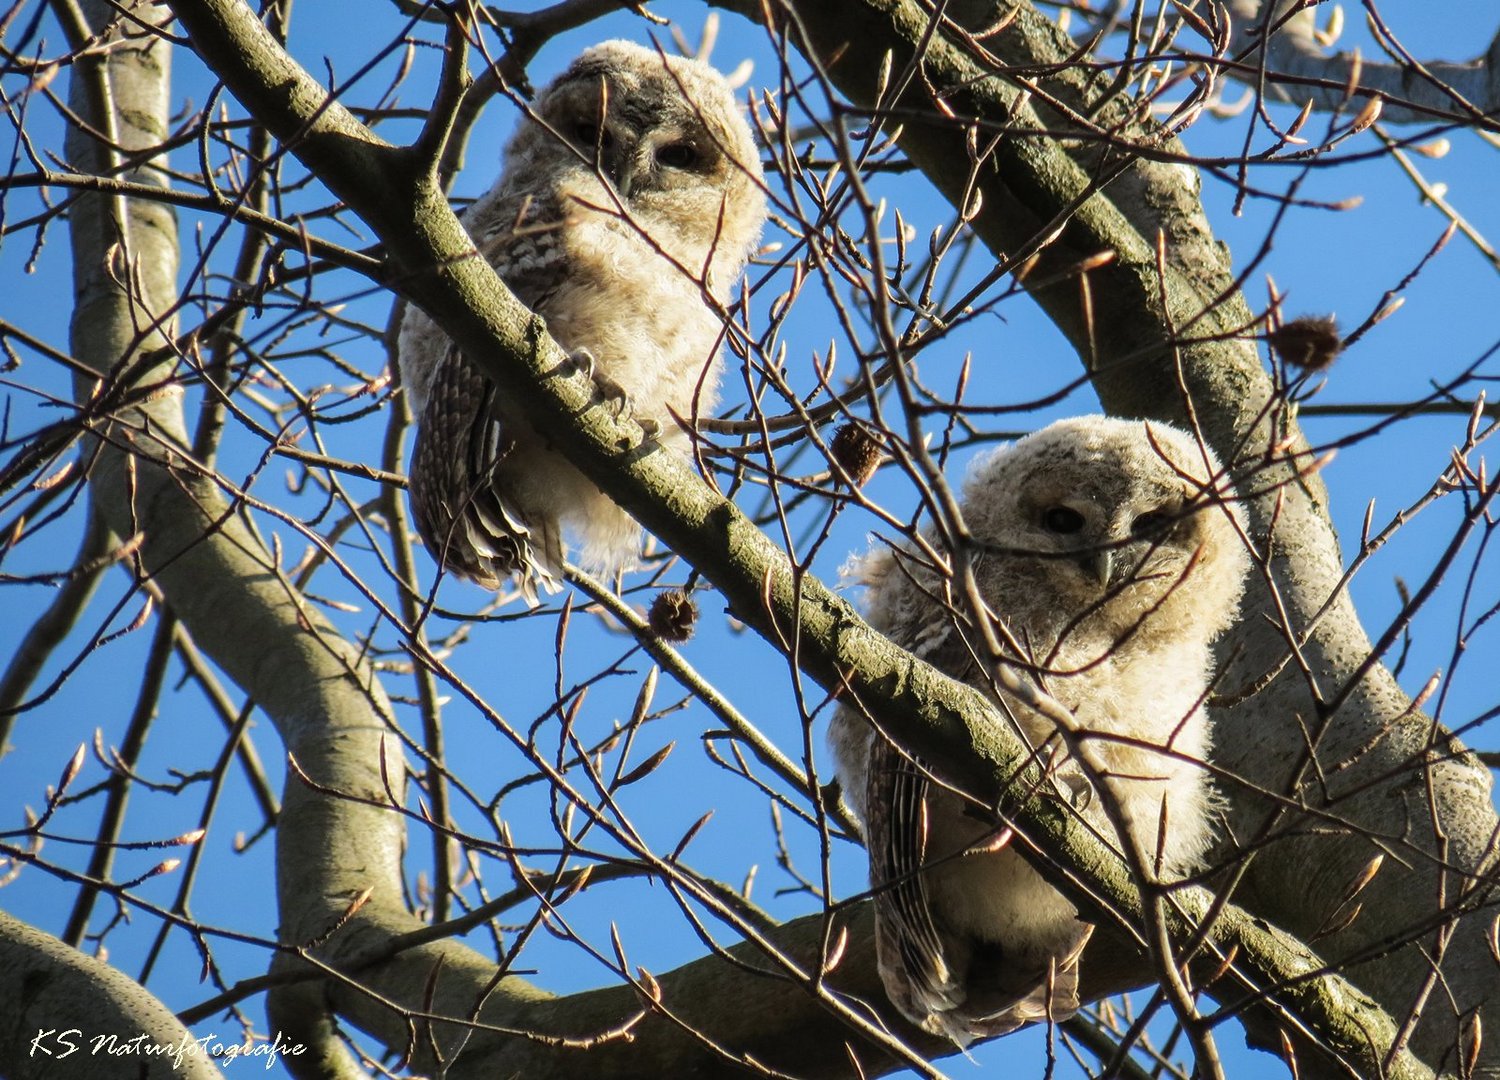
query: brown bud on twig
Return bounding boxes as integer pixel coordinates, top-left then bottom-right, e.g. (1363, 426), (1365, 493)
(648, 589), (698, 642)
(1269, 315), (1343, 371)
(1463, 1012), (1483, 1079)
(1278, 1028), (1301, 1080)
(831, 422), (882, 487)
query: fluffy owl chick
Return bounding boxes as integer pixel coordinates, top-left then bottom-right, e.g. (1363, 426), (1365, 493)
(829, 416), (1249, 1045)
(398, 40), (766, 597)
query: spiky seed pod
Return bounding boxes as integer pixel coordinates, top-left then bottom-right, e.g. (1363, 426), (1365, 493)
(648, 589), (699, 642)
(1269, 315), (1343, 371)
(831, 422), (882, 487)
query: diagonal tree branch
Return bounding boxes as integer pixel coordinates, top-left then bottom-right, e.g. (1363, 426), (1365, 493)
(722, 2), (1500, 1074)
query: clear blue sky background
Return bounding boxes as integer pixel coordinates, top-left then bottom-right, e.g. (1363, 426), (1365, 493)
(1, 1), (1496, 1077)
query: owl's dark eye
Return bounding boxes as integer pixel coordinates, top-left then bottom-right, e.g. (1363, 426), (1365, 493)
(574, 122), (611, 149)
(656, 142), (699, 169)
(1041, 506), (1086, 534)
(1131, 508), (1174, 536)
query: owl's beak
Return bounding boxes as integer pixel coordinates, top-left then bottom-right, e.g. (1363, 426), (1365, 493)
(611, 155), (634, 199)
(1081, 549), (1114, 588)
(587, 132), (634, 199)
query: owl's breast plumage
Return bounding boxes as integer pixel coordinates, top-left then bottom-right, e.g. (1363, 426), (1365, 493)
(472, 179), (730, 431)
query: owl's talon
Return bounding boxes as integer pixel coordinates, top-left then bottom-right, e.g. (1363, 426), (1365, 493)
(592, 372), (630, 417)
(568, 346), (631, 418)
(1058, 770), (1093, 812)
(637, 417), (661, 438)
(567, 347), (598, 380)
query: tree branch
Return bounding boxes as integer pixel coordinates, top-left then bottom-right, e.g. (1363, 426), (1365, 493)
(1222, 0), (1500, 126)
(0, 909), (224, 1080)
(732, 2), (1499, 1074)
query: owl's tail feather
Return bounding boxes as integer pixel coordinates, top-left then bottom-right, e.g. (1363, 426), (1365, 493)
(952, 925), (1091, 1043)
(464, 490), (563, 606)
(909, 925), (1091, 1047)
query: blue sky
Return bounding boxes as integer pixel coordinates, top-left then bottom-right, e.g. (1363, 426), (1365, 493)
(1, 2), (1496, 1077)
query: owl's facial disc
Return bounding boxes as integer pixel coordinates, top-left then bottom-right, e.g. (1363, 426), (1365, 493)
(1103, 502), (1199, 598)
(1034, 493), (1193, 595)
(546, 69), (724, 202)
(1034, 499), (1113, 587)
(558, 109), (636, 196)
(562, 119), (719, 206)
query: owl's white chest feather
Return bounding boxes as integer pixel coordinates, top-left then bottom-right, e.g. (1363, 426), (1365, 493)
(543, 212), (727, 428)
(1033, 633), (1218, 866)
(924, 637), (1218, 949)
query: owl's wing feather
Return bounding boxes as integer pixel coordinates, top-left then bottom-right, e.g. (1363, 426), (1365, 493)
(408, 340), (559, 602)
(868, 728), (1093, 1045)
(867, 610), (1093, 1044)
(407, 204), (575, 598)
(475, 211), (571, 313)
(867, 736), (961, 1023)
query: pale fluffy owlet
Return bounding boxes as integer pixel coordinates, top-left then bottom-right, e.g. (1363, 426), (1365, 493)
(398, 40), (766, 597)
(829, 416), (1250, 1045)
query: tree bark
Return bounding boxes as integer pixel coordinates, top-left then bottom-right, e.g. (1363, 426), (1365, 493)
(0, 910), (223, 1080)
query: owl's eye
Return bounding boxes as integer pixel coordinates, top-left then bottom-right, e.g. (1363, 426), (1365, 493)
(1041, 506), (1086, 534)
(1131, 508), (1174, 536)
(656, 142), (699, 169)
(574, 122), (611, 149)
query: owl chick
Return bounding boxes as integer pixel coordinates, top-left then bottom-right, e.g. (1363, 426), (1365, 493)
(829, 416), (1249, 1045)
(398, 40), (766, 597)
